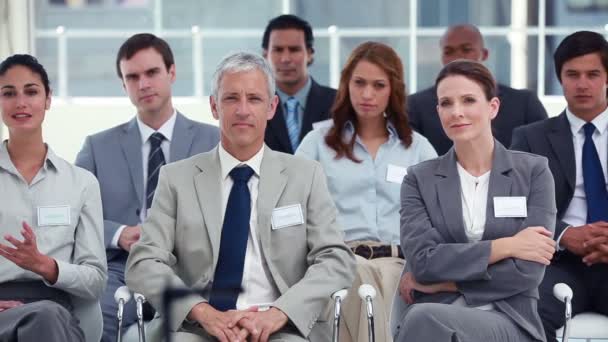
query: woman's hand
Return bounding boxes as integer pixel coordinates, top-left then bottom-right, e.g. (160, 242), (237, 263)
(507, 226), (556, 265)
(0, 221), (59, 283)
(399, 272), (457, 304)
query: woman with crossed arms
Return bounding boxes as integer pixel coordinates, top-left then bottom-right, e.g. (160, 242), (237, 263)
(391, 60), (557, 342)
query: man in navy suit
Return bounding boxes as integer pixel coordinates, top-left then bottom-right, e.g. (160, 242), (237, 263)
(75, 33), (219, 342)
(409, 24), (547, 155)
(262, 14), (336, 154)
(511, 31), (608, 342)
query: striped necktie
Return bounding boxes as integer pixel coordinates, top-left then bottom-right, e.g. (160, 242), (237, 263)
(146, 132), (166, 209)
(285, 97), (300, 151)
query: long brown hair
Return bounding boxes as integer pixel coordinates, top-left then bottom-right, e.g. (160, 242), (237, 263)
(325, 41), (413, 162)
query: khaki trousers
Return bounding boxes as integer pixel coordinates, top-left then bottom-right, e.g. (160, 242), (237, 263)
(339, 255), (404, 342)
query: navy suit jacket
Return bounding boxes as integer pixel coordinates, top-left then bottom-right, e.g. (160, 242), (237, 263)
(409, 84), (548, 155)
(75, 112), (219, 267)
(511, 111), (578, 240)
(265, 78), (336, 154)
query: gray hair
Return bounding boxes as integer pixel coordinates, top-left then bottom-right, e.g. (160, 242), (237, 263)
(210, 51), (276, 99)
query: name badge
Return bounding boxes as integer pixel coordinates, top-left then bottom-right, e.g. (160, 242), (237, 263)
(271, 204), (304, 230)
(386, 164), (408, 184)
(37, 205), (71, 226)
(493, 197), (527, 218)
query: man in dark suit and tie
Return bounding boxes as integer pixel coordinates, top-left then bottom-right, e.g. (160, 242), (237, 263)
(409, 24), (547, 155)
(262, 14), (337, 154)
(511, 30), (608, 342)
(75, 33), (219, 342)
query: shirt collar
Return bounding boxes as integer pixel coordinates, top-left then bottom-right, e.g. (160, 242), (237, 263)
(343, 118), (398, 140)
(218, 143), (264, 181)
(566, 106), (608, 136)
(136, 109), (177, 145)
(276, 76), (312, 111)
(0, 140), (60, 174)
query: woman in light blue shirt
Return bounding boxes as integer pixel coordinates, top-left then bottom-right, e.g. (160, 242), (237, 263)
(0, 54), (106, 342)
(296, 41), (437, 342)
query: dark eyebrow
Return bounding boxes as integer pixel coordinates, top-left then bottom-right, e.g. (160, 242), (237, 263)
(24, 83), (41, 88)
(0, 85), (15, 90)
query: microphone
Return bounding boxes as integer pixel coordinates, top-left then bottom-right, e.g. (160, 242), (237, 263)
(553, 283), (573, 342)
(134, 293), (147, 342)
(358, 284), (377, 342)
(331, 289), (348, 342)
(553, 283), (573, 303)
(114, 286), (132, 342)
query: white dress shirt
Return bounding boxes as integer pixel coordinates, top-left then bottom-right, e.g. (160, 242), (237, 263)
(558, 107), (608, 247)
(218, 143), (280, 310)
(452, 162), (494, 310)
(110, 110), (177, 248)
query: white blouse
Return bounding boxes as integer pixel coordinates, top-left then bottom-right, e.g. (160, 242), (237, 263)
(457, 162), (491, 242)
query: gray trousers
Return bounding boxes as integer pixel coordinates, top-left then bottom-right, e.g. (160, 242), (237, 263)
(0, 300), (84, 342)
(395, 303), (536, 342)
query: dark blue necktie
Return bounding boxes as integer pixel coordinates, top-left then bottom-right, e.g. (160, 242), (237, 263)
(209, 165), (254, 311)
(146, 132), (166, 209)
(582, 123), (608, 223)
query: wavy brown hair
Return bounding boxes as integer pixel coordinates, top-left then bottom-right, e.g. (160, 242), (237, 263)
(325, 41), (413, 162)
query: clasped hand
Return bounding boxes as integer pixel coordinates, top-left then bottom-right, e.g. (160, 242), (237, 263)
(189, 302), (289, 342)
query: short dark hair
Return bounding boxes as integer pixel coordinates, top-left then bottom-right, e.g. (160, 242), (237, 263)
(435, 59), (497, 101)
(0, 54), (51, 96)
(554, 31), (608, 83)
(115, 33), (175, 78)
(261, 14), (314, 53)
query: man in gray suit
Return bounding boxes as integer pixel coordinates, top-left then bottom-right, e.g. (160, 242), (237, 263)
(408, 24), (548, 155)
(75, 33), (219, 342)
(125, 51), (355, 342)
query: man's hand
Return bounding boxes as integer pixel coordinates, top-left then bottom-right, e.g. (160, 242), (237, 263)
(0, 221), (58, 283)
(118, 225), (141, 252)
(399, 272), (457, 305)
(187, 303), (252, 342)
(508, 226), (556, 265)
(583, 236), (608, 266)
(0, 300), (23, 313)
(232, 307), (289, 342)
(561, 221), (608, 258)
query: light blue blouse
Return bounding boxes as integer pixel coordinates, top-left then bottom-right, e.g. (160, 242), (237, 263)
(296, 121), (437, 244)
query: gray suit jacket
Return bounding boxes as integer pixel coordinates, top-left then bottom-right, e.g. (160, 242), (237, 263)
(125, 146), (356, 340)
(391, 142), (556, 341)
(74, 112), (219, 265)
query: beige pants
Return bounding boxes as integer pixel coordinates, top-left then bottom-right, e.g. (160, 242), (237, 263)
(338, 255), (405, 342)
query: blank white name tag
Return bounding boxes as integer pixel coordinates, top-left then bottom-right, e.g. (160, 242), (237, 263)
(493, 197), (527, 218)
(386, 164), (408, 184)
(37, 205), (71, 226)
(271, 204), (304, 230)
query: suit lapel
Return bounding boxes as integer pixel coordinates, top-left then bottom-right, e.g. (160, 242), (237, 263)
(548, 112), (575, 190)
(435, 149), (468, 243)
(299, 79), (328, 139)
(193, 148), (223, 264)
(169, 112), (195, 162)
(483, 142), (514, 241)
(256, 147), (288, 289)
(120, 118), (144, 208)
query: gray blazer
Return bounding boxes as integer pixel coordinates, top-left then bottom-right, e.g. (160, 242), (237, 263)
(74, 112), (219, 264)
(125, 146), (356, 341)
(391, 142), (557, 342)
